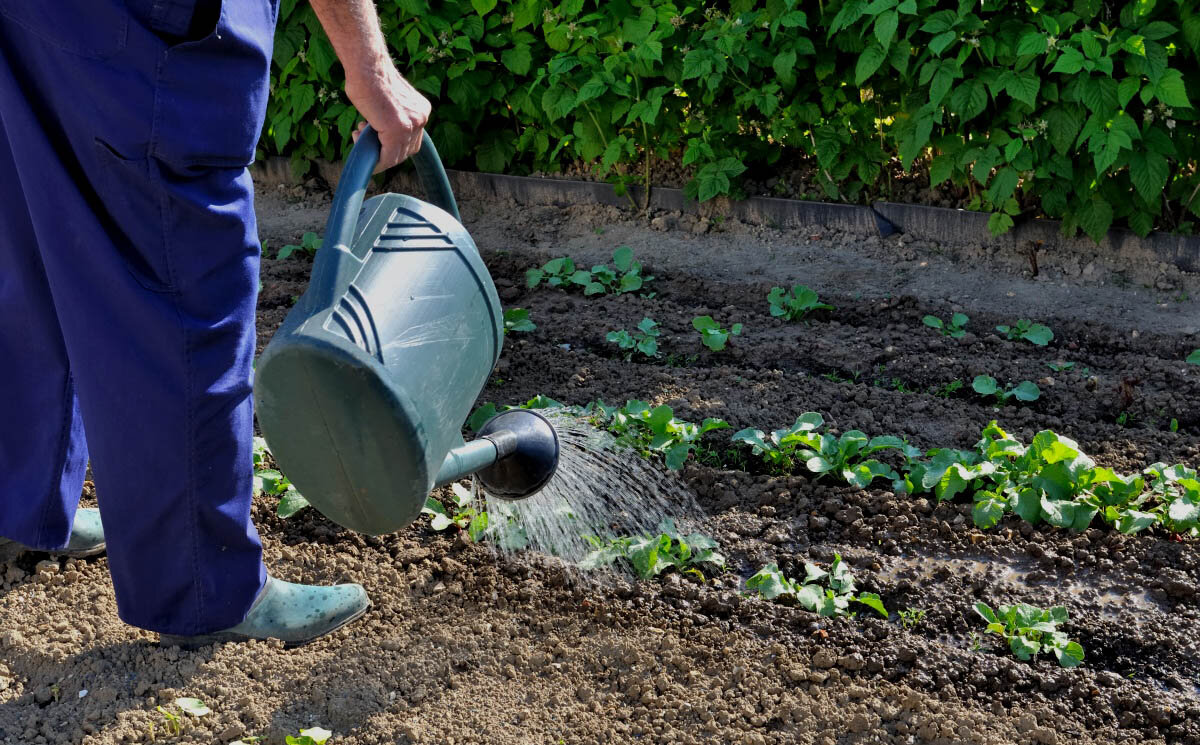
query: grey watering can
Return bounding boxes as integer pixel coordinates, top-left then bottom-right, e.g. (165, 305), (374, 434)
(254, 127), (559, 535)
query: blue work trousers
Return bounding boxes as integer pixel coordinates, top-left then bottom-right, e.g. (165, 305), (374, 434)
(0, 0), (278, 634)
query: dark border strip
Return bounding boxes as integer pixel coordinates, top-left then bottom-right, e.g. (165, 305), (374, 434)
(259, 157), (1200, 274)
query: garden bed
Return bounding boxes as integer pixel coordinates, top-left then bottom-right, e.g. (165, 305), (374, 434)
(1, 185), (1198, 745)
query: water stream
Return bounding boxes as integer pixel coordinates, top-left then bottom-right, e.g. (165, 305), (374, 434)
(476, 410), (704, 570)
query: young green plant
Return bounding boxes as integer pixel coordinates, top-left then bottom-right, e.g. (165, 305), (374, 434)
(579, 519), (724, 580)
(503, 308), (535, 334)
(252, 436), (310, 518)
(591, 400), (729, 470)
(971, 375), (1041, 404)
(767, 285), (833, 321)
(923, 312), (969, 338)
(692, 316), (742, 351)
(606, 317), (661, 360)
(284, 728), (333, 745)
(276, 231), (321, 260)
(526, 247), (653, 296)
(974, 602), (1084, 668)
(745, 555), (887, 619)
(996, 320), (1053, 346)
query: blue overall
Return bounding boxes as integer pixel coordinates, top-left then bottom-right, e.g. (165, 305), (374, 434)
(0, 0), (278, 634)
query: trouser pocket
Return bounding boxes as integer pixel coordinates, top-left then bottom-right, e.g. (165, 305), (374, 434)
(150, 0), (277, 171)
(92, 137), (176, 294)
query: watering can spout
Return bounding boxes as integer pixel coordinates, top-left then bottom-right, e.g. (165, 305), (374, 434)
(434, 410), (560, 500)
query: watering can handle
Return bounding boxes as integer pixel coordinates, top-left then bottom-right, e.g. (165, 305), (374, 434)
(322, 126), (462, 254)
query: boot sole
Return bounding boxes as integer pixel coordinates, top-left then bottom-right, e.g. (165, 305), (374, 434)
(158, 600), (371, 650)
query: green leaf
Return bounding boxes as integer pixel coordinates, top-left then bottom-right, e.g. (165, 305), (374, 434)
(501, 45), (533, 75)
(986, 167), (1020, 204)
(277, 488), (310, 519)
(1009, 634), (1042, 660)
(1118, 77), (1141, 109)
(853, 592), (889, 618)
(1154, 68), (1191, 107)
(746, 564), (792, 600)
(1129, 151), (1169, 203)
(1017, 32), (1047, 56)
(470, 0), (497, 14)
(875, 11), (899, 48)
(175, 698), (210, 716)
(1006, 74), (1040, 108)
(972, 375), (999, 395)
(1051, 48), (1085, 74)
(1076, 197), (1114, 243)
(855, 44), (888, 85)
(1054, 641), (1085, 668)
(1187, 349), (1200, 365)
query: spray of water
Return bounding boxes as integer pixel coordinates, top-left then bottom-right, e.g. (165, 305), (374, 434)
(476, 410), (704, 572)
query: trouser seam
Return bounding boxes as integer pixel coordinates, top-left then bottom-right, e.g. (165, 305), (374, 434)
(34, 373), (75, 549)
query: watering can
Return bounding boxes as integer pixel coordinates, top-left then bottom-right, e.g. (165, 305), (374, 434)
(254, 127), (559, 536)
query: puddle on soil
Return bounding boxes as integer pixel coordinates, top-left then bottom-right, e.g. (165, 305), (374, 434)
(478, 410), (705, 578)
(872, 553), (1166, 623)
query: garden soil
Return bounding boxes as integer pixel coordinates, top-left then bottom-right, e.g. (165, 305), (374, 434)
(1, 181), (1198, 745)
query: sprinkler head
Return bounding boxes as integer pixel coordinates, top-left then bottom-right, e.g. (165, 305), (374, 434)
(475, 410), (560, 500)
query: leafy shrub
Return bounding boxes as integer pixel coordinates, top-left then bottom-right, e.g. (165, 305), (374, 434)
(692, 316), (743, 351)
(767, 285), (833, 321)
(974, 602), (1084, 668)
(746, 555), (888, 618)
(264, 0), (1200, 239)
(923, 312), (969, 338)
(606, 317), (661, 359)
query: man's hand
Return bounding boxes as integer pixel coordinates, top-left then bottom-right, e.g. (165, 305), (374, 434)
(309, 0), (432, 172)
(345, 64), (431, 170)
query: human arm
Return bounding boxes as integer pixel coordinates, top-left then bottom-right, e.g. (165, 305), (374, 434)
(308, 0), (431, 171)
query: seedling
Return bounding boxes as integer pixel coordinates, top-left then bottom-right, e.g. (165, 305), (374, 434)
(579, 519), (724, 579)
(932, 380), (964, 398)
(898, 608), (927, 630)
(503, 308), (535, 334)
(277, 231), (321, 260)
(974, 602), (1084, 668)
(590, 400), (729, 470)
(923, 312), (969, 338)
(466, 395), (563, 432)
(1045, 361), (1075, 373)
(421, 482), (528, 549)
(285, 728), (333, 745)
(745, 556), (887, 619)
(606, 317), (661, 360)
(525, 247), (653, 296)
(1188, 349), (1200, 365)
(692, 316), (743, 351)
(733, 412), (919, 487)
(972, 375), (1041, 404)
(767, 285), (833, 321)
(252, 437), (310, 518)
(996, 319), (1053, 346)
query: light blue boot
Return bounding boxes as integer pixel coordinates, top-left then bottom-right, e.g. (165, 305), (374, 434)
(160, 575), (370, 649)
(0, 507), (106, 558)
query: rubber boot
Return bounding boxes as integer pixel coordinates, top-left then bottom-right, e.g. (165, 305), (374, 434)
(159, 576), (370, 649)
(0, 507), (106, 559)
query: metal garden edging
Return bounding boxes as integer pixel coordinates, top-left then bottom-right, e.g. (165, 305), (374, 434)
(256, 157), (1200, 276)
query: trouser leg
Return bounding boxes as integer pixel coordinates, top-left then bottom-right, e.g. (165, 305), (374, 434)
(0, 0), (276, 634)
(0, 116), (88, 551)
